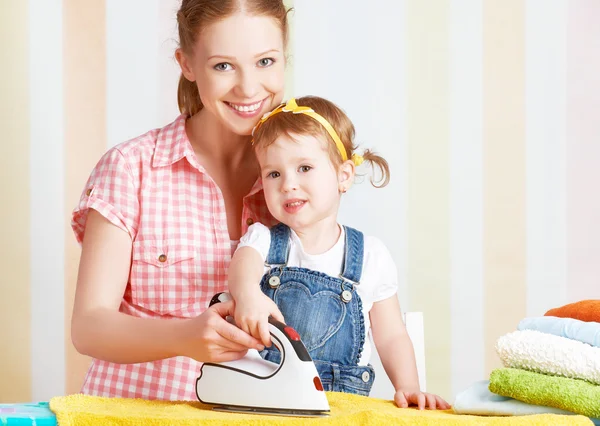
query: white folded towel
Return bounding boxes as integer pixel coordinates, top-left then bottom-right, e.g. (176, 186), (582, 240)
(496, 330), (600, 385)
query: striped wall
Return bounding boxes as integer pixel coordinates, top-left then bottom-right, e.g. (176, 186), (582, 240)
(449, 0), (484, 398)
(406, 0), (452, 398)
(1, 0), (599, 404)
(1, 0), (30, 403)
(482, 0), (527, 388)
(63, 0), (108, 397)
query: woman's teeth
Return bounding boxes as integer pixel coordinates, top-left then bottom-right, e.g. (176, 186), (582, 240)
(286, 201), (304, 207)
(229, 101), (262, 112)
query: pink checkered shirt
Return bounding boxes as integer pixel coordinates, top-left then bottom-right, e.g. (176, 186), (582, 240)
(71, 114), (276, 400)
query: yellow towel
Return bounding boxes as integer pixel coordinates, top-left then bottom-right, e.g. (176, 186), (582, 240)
(49, 392), (593, 425)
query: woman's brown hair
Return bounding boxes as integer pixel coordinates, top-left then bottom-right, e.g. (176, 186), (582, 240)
(176, 0), (291, 116)
(253, 96), (391, 188)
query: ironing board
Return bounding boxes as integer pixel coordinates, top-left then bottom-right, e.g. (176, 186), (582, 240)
(48, 391), (593, 425)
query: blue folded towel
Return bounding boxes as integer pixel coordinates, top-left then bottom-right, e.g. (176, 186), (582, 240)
(453, 380), (600, 425)
(518, 316), (600, 347)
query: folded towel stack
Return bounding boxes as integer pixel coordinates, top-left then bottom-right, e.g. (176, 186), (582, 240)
(489, 300), (600, 425)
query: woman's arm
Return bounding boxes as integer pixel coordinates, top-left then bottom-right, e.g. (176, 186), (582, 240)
(71, 209), (263, 364)
(370, 296), (450, 409)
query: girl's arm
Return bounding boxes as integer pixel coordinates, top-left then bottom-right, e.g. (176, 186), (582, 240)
(228, 247), (266, 300)
(71, 210), (264, 364)
(228, 247), (284, 347)
(370, 296), (450, 410)
(370, 296), (420, 391)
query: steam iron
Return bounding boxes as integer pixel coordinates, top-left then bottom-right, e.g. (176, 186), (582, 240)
(196, 293), (330, 417)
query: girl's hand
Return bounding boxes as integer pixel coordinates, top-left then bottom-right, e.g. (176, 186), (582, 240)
(394, 389), (451, 410)
(233, 290), (285, 347)
(181, 300), (265, 363)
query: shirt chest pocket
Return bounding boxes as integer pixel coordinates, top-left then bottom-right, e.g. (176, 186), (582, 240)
(130, 242), (201, 316)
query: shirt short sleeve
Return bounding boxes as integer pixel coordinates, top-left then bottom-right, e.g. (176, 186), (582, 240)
(236, 222), (271, 262)
(366, 236), (399, 302)
(71, 147), (139, 244)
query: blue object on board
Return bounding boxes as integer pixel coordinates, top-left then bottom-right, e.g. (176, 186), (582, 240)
(0, 402), (56, 425)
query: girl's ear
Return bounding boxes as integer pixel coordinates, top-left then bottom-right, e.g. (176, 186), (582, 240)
(338, 159), (355, 193)
(175, 48), (196, 82)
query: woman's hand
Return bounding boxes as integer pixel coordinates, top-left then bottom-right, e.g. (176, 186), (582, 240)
(394, 389), (451, 410)
(233, 290), (285, 348)
(180, 299), (266, 363)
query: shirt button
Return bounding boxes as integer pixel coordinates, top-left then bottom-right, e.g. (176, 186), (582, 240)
(362, 371), (370, 382)
(86, 188), (93, 196)
(246, 218), (254, 226)
(158, 254), (167, 263)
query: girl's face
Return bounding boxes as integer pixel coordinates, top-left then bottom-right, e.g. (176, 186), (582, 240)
(257, 133), (354, 233)
(177, 13), (286, 136)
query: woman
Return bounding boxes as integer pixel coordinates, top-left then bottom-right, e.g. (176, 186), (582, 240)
(70, 0), (290, 400)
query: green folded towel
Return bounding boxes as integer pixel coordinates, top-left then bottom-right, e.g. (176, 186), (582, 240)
(489, 368), (600, 419)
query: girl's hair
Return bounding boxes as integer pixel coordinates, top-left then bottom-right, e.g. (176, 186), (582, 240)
(253, 96), (391, 188)
(176, 0), (291, 116)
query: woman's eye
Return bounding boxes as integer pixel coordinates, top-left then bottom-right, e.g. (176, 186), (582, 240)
(299, 165), (312, 173)
(214, 63), (232, 71)
(267, 171), (280, 178)
(257, 58), (274, 68)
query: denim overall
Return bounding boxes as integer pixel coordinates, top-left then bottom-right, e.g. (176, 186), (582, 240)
(259, 223), (375, 395)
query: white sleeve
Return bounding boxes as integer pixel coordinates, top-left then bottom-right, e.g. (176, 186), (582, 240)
(236, 222), (271, 262)
(365, 236), (398, 302)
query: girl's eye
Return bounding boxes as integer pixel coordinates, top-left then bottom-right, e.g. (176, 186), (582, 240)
(257, 58), (274, 68)
(299, 165), (312, 173)
(214, 63), (233, 71)
(267, 171), (280, 179)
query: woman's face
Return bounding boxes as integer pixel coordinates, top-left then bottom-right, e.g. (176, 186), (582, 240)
(178, 13), (286, 136)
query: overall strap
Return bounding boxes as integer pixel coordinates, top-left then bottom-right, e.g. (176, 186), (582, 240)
(340, 226), (364, 284)
(265, 223), (291, 266)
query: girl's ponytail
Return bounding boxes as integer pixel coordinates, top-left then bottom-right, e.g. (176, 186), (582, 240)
(361, 149), (390, 188)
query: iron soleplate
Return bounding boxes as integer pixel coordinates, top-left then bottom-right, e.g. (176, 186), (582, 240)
(212, 404), (330, 418)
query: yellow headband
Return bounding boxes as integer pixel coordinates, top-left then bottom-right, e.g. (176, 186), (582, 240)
(252, 98), (364, 166)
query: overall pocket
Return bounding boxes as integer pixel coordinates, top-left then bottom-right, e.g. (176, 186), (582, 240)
(274, 282), (346, 352)
(130, 242), (199, 316)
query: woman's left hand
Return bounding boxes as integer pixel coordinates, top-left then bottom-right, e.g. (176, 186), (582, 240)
(394, 389), (451, 410)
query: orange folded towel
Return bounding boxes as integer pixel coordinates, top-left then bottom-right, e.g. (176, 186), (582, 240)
(545, 300), (600, 322)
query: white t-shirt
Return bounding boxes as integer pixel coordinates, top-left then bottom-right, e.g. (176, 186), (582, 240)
(236, 222), (398, 366)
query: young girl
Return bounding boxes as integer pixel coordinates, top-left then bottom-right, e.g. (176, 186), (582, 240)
(228, 96), (451, 410)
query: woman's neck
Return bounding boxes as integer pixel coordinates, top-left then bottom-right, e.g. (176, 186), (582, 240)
(293, 218), (341, 255)
(186, 108), (254, 168)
